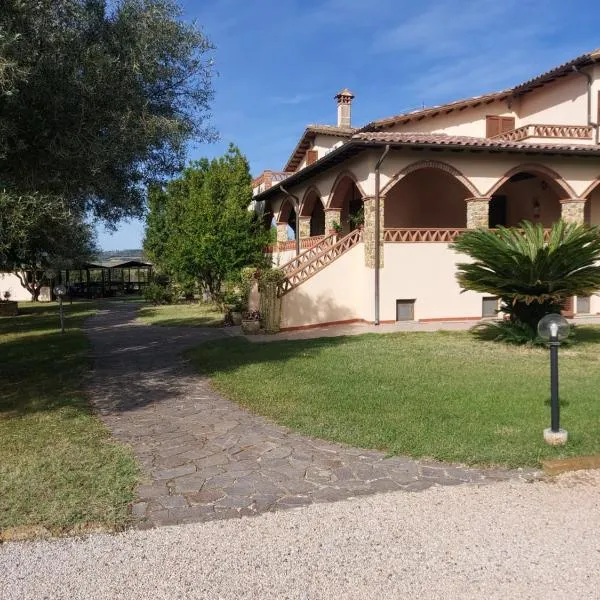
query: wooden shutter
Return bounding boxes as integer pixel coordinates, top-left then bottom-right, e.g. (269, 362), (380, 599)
(500, 116), (515, 133)
(486, 115), (515, 137)
(486, 116), (501, 137)
(306, 150), (318, 165)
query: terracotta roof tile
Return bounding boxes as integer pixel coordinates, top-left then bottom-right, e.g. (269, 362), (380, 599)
(352, 131), (600, 153)
(283, 124), (356, 172)
(363, 48), (600, 131)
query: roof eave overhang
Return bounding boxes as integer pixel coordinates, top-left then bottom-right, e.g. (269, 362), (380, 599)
(255, 139), (600, 203)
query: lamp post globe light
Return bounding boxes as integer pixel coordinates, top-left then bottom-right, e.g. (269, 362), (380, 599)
(53, 284), (67, 334)
(537, 313), (570, 446)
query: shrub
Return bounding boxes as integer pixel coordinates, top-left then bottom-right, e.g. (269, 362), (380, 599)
(452, 220), (600, 343)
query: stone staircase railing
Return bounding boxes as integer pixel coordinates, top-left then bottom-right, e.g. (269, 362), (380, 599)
(278, 233), (337, 275)
(279, 229), (362, 296)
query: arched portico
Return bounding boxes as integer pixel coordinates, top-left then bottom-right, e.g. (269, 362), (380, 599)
(384, 164), (474, 229)
(328, 171), (366, 234)
(485, 165), (569, 228)
(382, 160), (481, 198)
(300, 186), (326, 236)
(276, 198), (297, 242)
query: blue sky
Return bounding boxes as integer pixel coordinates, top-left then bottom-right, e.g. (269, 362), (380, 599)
(97, 0), (600, 250)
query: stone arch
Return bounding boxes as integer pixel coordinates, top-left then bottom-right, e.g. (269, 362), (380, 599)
(485, 163), (575, 198)
(277, 198), (295, 223)
(581, 178), (600, 199)
(299, 185), (326, 236)
(328, 170), (367, 209)
(299, 185), (325, 216)
(382, 160), (481, 197)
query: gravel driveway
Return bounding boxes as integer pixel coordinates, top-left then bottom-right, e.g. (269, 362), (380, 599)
(2, 470), (599, 599)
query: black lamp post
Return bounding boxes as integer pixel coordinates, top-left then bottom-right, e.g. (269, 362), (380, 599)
(537, 313), (570, 446)
(54, 284), (67, 333)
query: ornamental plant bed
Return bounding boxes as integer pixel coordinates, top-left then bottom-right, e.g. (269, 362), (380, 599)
(0, 301), (18, 317)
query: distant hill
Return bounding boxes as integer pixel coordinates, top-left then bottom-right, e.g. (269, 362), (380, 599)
(96, 249), (149, 264)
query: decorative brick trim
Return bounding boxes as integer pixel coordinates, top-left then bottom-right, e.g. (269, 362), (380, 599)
(492, 124), (594, 142)
(419, 316), (481, 322)
(382, 160), (480, 197)
(485, 163), (575, 198)
(384, 228), (466, 242)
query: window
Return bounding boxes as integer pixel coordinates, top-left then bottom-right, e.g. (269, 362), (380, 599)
(486, 115), (515, 138)
(577, 295), (591, 314)
(482, 297), (499, 318)
(306, 150), (318, 166)
(396, 299), (415, 321)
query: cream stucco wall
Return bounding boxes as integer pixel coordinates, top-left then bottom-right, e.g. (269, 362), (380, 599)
(517, 74), (588, 127)
(0, 273), (31, 301)
(280, 244), (369, 328)
(269, 249), (296, 268)
(380, 244), (484, 321)
(389, 101), (515, 138)
(296, 134), (348, 171)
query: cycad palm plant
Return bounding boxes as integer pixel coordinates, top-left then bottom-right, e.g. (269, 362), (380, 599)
(451, 220), (600, 340)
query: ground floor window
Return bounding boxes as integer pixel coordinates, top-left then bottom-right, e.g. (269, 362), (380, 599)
(576, 295), (591, 314)
(396, 299), (415, 321)
(482, 296), (499, 318)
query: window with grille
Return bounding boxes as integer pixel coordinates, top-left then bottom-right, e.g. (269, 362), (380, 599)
(482, 297), (499, 318)
(577, 295), (591, 314)
(396, 299), (415, 321)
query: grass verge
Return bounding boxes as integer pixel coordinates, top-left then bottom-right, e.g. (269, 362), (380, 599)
(0, 302), (139, 535)
(138, 302), (224, 327)
(188, 328), (600, 468)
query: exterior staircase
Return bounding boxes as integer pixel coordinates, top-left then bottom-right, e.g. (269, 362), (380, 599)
(279, 229), (363, 295)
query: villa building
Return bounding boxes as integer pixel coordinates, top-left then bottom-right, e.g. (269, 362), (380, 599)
(252, 49), (600, 330)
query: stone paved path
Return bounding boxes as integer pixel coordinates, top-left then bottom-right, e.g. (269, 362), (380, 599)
(85, 303), (538, 527)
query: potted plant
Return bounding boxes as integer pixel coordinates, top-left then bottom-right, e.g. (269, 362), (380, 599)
(241, 310), (261, 334)
(0, 291), (18, 317)
(329, 221), (342, 236)
(349, 207), (364, 230)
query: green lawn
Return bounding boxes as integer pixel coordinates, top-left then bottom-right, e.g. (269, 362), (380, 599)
(0, 302), (139, 535)
(188, 328), (600, 468)
(138, 302), (224, 327)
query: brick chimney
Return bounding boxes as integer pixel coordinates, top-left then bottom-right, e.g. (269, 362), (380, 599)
(335, 88), (354, 128)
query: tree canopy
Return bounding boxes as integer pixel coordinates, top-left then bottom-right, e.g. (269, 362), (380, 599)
(0, 0), (215, 223)
(0, 193), (97, 300)
(144, 145), (269, 299)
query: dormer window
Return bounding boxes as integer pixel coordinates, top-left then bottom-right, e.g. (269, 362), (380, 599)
(306, 149), (318, 165)
(486, 115), (515, 138)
